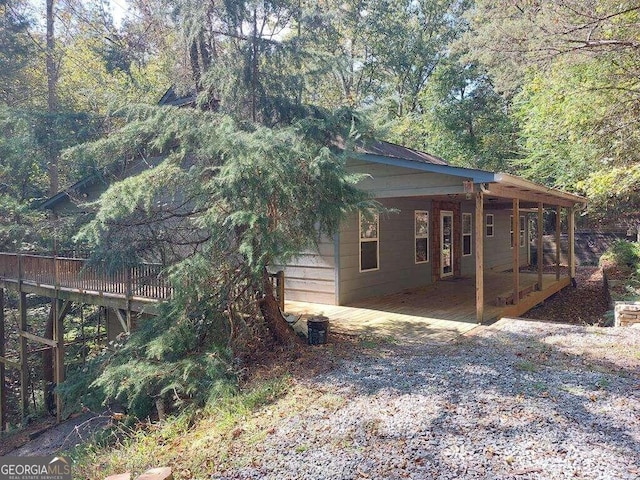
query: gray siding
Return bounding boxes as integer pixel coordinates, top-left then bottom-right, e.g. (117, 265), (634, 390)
(347, 159), (467, 198)
(338, 197), (433, 305)
(272, 237), (337, 305)
(483, 210), (529, 271)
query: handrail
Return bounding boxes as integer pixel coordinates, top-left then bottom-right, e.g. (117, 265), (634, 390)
(0, 253), (285, 307)
(0, 252), (171, 300)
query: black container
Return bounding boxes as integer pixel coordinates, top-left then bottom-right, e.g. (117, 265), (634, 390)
(307, 316), (329, 345)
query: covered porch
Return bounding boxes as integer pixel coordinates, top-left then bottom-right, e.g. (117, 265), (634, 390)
(285, 270), (568, 343)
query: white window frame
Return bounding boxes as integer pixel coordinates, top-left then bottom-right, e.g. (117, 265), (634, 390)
(359, 211), (379, 272)
(485, 213), (494, 238)
(462, 212), (472, 257)
(414, 210), (429, 264)
(440, 210), (454, 278)
(519, 215), (526, 248)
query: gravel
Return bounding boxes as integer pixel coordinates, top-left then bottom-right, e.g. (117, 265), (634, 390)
(217, 320), (640, 480)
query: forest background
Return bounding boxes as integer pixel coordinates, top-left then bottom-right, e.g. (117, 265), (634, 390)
(1, 0), (640, 418)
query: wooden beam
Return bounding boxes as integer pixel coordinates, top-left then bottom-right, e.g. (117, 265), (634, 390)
(568, 206), (576, 280)
(555, 206), (561, 281)
(537, 203), (544, 291)
(502, 277), (571, 317)
(475, 192), (484, 324)
(19, 292), (28, 420)
(0, 288), (5, 431)
(113, 308), (129, 334)
(54, 299), (65, 423)
(20, 331), (58, 348)
(484, 184), (576, 208)
(512, 199), (520, 305)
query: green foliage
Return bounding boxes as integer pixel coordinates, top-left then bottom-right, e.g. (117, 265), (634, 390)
(600, 240), (640, 269)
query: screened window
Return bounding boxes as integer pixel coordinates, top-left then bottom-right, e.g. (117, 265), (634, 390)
(520, 215), (526, 247)
(462, 213), (472, 256)
(415, 210), (429, 263)
(486, 214), (494, 237)
(359, 211), (379, 272)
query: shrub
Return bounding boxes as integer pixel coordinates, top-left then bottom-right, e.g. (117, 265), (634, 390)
(599, 240), (640, 269)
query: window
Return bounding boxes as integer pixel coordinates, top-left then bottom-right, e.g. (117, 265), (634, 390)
(486, 214), (494, 237)
(520, 215), (526, 247)
(510, 215), (514, 249)
(415, 210), (429, 263)
(359, 211), (379, 272)
(462, 213), (472, 256)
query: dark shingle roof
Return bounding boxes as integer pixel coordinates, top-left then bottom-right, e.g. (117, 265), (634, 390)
(355, 139), (449, 166)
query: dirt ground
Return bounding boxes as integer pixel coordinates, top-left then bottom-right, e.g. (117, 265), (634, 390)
(521, 266), (611, 325)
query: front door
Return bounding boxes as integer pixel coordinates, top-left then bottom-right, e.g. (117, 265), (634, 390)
(440, 210), (454, 277)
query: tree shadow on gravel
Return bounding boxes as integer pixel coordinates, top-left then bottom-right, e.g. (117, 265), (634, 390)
(301, 320), (640, 477)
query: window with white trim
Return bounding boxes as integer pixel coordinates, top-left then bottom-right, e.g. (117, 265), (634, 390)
(510, 215), (514, 249)
(359, 211), (379, 272)
(519, 215), (526, 247)
(485, 213), (494, 237)
(415, 210), (429, 263)
(462, 212), (472, 256)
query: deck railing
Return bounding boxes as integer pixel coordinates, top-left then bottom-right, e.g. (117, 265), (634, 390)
(0, 253), (285, 307)
(0, 253), (172, 300)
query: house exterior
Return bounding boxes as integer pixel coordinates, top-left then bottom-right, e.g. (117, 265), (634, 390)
(42, 139), (586, 324)
(273, 140), (586, 323)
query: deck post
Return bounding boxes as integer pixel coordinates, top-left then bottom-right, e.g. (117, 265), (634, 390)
(19, 291), (28, 421)
(512, 199), (520, 305)
(53, 299), (71, 423)
(0, 287), (6, 431)
(555, 205), (561, 281)
(475, 192), (484, 323)
(568, 206), (576, 281)
(537, 202), (544, 290)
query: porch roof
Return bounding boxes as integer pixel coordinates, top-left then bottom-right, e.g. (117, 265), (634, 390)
(356, 148), (587, 208)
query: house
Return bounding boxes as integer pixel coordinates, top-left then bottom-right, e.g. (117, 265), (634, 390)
(40, 136), (585, 324)
(273, 140), (586, 323)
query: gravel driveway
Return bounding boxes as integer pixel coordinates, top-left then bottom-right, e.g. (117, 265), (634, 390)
(217, 319), (640, 480)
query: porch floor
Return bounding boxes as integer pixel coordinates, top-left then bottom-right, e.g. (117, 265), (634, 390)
(285, 272), (562, 344)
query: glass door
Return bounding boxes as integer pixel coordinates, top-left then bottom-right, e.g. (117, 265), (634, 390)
(440, 211), (454, 277)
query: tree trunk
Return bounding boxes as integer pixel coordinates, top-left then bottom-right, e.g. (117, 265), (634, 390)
(258, 268), (301, 346)
(46, 0), (58, 196)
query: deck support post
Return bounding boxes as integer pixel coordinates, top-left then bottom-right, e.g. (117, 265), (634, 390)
(537, 203), (544, 291)
(555, 205), (561, 281)
(19, 291), (28, 421)
(568, 206), (576, 281)
(512, 199), (520, 306)
(0, 288), (6, 431)
(475, 192), (484, 324)
(53, 299), (71, 423)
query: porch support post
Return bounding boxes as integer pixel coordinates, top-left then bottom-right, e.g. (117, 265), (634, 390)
(537, 202), (544, 291)
(568, 206), (576, 281)
(475, 191), (484, 324)
(0, 288), (6, 431)
(555, 205), (561, 281)
(512, 199), (520, 305)
(19, 291), (28, 421)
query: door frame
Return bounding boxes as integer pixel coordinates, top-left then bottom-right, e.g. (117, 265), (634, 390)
(440, 210), (454, 278)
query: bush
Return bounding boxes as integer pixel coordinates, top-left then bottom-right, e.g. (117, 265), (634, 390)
(599, 240), (640, 269)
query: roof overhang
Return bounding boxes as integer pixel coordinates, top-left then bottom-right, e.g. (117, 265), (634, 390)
(354, 153), (586, 208)
(355, 152), (496, 183)
(487, 173), (587, 208)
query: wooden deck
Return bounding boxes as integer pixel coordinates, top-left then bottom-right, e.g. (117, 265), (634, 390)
(285, 272), (568, 344)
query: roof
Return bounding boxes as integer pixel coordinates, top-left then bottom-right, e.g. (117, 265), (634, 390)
(355, 140), (448, 166)
(158, 86), (197, 107)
